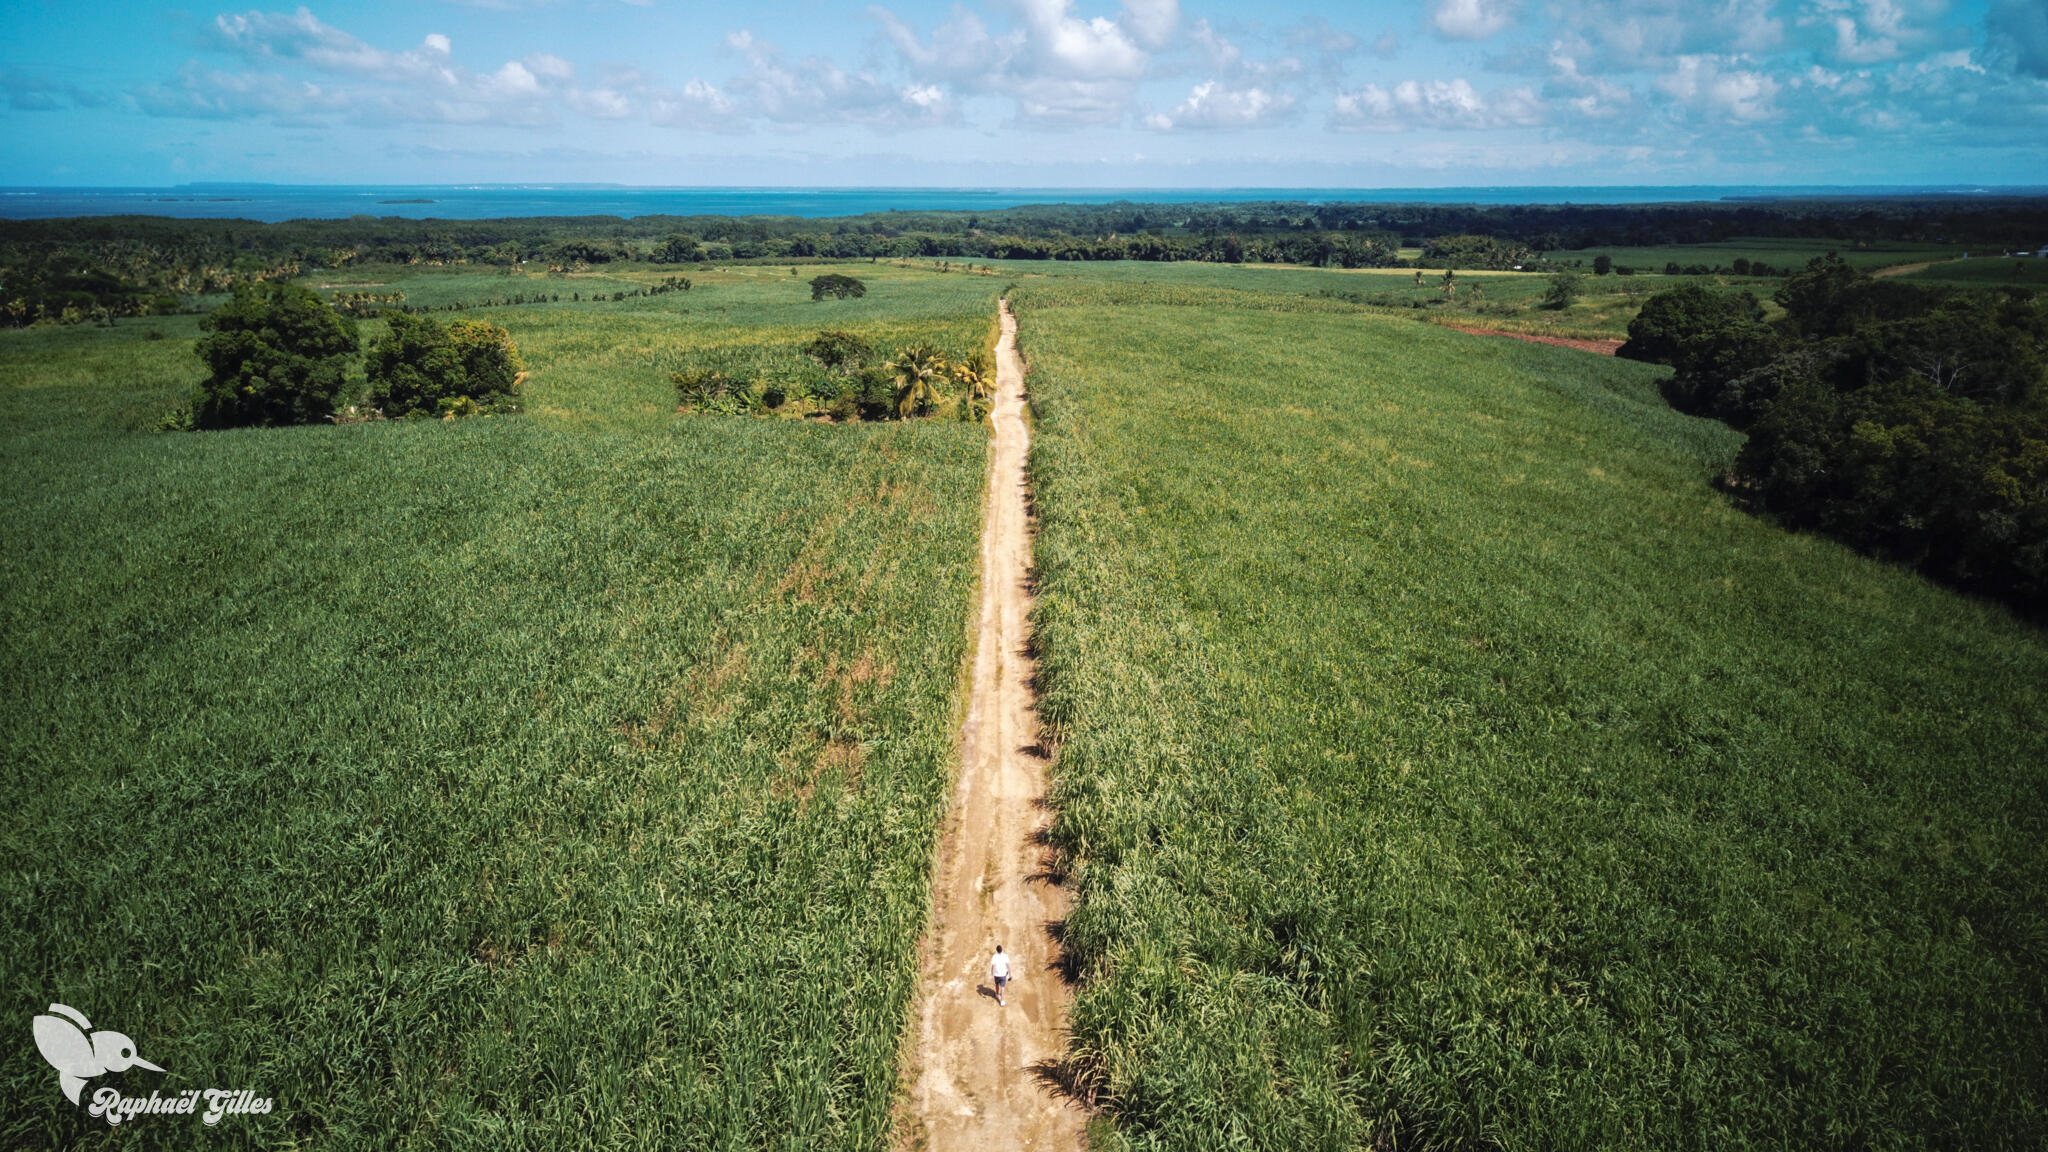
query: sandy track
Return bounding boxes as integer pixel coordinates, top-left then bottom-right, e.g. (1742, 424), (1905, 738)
(902, 301), (1082, 1152)
(1446, 324), (1625, 355)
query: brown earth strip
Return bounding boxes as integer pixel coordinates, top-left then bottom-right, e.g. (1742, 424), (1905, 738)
(900, 300), (1082, 1152)
(1445, 325), (1625, 355)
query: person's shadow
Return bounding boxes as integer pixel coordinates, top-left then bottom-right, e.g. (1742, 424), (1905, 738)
(976, 984), (1003, 1003)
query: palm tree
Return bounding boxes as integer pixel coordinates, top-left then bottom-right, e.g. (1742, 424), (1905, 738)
(951, 349), (996, 423)
(887, 343), (948, 419)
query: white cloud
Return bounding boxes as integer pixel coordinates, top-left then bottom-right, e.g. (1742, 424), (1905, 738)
(1431, 0), (1517, 41)
(1120, 0), (1180, 50)
(132, 64), (332, 122)
(1330, 78), (1542, 130)
(649, 78), (735, 130)
(874, 0), (1167, 124)
(1656, 54), (1780, 121)
(174, 8), (568, 126)
(723, 30), (952, 127)
(1145, 80), (1295, 129)
(212, 9), (448, 82)
(524, 54), (575, 83)
(1543, 45), (1635, 118)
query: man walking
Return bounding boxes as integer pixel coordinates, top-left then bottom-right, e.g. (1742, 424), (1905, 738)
(990, 944), (1011, 1007)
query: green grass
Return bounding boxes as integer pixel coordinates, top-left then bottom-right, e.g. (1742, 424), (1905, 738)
(1016, 277), (2048, 1150)
(1898, 256), (2048, 286)
(1, 265), (994, 1148)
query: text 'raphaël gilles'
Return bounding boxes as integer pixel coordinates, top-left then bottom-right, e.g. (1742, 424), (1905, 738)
(89, 1086), (275, 1126)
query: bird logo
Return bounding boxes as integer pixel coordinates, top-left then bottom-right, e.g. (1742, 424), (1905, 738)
(32, 1003), (164, 1105)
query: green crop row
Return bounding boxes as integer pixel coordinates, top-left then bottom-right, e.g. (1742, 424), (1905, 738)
(0, 266), (994, 1149)
(1015, 279), (2048, 1150)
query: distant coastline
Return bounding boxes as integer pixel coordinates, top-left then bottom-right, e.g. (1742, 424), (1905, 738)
(2, 184), (2043, 223)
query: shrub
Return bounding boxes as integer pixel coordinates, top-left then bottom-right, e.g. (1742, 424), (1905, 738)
(369, 312), (525, 418)
(802, 329), (874, 370)
(1593, 254), (1614, 276)
(192, 281), (359, 429)
(1541, 271), (1583, 310)
(672, 369), (751, 415)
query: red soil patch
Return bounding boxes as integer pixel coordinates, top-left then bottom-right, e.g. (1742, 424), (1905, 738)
(1446, 325), (1624, 356)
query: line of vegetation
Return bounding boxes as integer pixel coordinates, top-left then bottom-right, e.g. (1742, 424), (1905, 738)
(8, 197), (2042, 326)
(1621, 255), (2047, 615)
(1015, 277), (2047, 1150)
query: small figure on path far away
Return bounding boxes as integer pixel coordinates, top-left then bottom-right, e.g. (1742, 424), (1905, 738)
(991, 945), (1011, 1007)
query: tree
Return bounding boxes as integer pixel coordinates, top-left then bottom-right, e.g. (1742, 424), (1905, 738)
(652, 233), (701, 263)
(1593, 254), (1613, 276)
(1618, 285), (1767, 371)
(803, 329), (874, 371)
(810, 274), (866, 301)
(192, 281), (359, 428)
(368, 312), (524, 417)
(952, 350), (996, 422)
(1542, 271), (1583, 310)
(886, 343), (947, 418)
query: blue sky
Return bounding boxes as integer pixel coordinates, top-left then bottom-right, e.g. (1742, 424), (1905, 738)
(2, 0), (2043, 187)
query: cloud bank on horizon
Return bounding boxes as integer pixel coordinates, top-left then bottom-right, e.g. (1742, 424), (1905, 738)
(2, 0), (2043, 186)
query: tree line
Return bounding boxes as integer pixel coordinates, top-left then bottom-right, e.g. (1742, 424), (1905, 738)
(1620, 256), (2047, 615)
(8, 196), (2044, 325)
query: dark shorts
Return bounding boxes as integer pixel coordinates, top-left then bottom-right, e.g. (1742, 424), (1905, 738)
(993, 975), (1009, 987)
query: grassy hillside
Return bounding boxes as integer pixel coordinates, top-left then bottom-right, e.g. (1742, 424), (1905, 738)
(1016, 278), (2048, 1150)
(0, 267), (992, 1148)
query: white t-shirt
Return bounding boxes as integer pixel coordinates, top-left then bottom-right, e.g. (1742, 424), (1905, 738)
(991, 951), (1011, 980)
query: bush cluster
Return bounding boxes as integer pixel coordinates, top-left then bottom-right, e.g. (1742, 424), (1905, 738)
(673, 328), (994, 423)
(1623, 254), (2048, 613)
(193, 282), (360, 428)
(368, 313), (525, 418)
(184, 282), (525, 429)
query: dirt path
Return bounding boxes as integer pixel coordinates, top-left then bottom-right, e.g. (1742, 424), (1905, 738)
(1445, 324), (1624, 355)
(902, 300), (1081, 1152)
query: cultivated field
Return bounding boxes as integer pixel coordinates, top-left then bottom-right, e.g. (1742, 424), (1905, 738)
(7, 253), (2045, 1150)
(1016, 277), (2048, 1149)
(0, 266), (995, 1148)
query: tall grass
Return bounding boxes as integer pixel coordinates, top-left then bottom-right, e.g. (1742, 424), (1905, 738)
(0, 267), (992, 1148)
(1016, 279), (2048, 1150)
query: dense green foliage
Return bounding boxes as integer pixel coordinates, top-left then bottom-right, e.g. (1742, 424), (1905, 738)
(801, 329), (873, 370)
(1, 263), (992, 1148)
(367, 312), (525, 417)
(1540, 270), (1582, 309)
(1015, 277), (2047, 1150)
(5, 197), (2040, 327)
(192, 280), (359, 428)
(809, 273), (867, 300)
(1625, 256), (2048, 612)
(1423, 234), (1538, 270)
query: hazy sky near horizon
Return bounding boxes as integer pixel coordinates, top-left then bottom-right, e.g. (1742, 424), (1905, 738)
(3, 0), (2043, 187)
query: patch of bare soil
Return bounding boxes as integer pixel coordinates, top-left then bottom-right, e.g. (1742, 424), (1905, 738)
(1446, 324), (1625, 355)
(900, 301), (1083, 1152)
